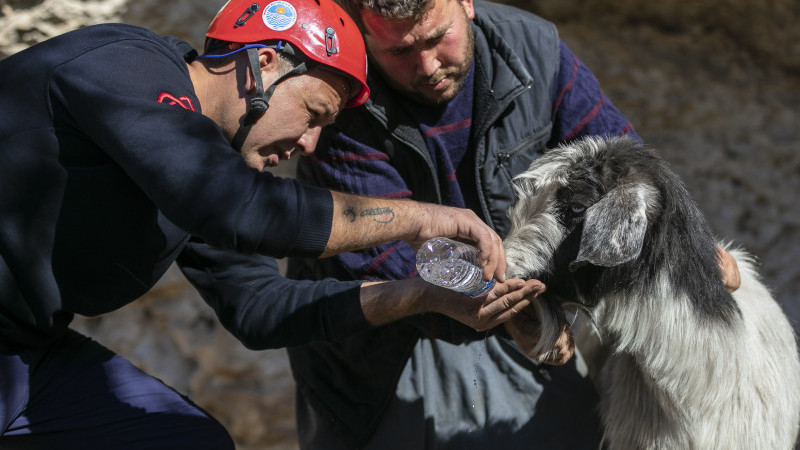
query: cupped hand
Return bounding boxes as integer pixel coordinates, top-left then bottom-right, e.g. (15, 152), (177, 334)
(426, 278), (545, 332)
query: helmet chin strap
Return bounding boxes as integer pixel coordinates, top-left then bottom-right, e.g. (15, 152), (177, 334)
(231, 46), (308, 152)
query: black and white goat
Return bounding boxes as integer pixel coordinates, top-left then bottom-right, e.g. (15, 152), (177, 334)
(504, 136), (800, 449)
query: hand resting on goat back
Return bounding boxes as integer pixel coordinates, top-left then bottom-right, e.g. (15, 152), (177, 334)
(502, 135), (800, 450)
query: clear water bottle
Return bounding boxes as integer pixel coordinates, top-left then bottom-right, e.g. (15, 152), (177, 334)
(415, 237), (495, 297)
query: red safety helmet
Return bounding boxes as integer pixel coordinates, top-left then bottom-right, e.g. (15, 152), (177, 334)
(206, 0), (369, 107)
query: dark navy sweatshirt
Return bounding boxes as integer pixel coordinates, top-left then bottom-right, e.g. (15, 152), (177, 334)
(0, 24), (365, 351)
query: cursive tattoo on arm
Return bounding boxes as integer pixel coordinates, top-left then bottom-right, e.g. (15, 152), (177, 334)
(360, 207), (395, 224)
(342, 206), (396, 224)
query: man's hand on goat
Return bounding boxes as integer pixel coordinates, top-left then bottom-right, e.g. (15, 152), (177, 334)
(717, 247), (741, 293)
(504, 305), (575, 365)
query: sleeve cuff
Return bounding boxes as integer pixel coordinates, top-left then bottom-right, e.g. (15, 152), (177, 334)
(293, 184), (334, 258)
(321, 281), (371, 341)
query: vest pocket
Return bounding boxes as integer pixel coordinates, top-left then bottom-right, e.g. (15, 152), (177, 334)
(492, 123), (552, 178)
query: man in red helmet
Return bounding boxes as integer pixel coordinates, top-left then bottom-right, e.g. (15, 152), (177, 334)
(0, 0), (541, 447)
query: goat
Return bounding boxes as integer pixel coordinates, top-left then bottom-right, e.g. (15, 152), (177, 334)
(503, 136), (800, 449)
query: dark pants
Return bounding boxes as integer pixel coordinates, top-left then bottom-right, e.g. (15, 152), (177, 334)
(0, 329), (234, 449)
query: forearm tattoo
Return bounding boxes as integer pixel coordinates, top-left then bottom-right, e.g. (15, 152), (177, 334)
(343, 207), (395, 224)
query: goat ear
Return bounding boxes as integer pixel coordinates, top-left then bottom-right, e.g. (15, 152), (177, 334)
(569, 184), (650, 271)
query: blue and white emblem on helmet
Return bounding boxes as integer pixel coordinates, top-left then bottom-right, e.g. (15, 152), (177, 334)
(262, 1), (297, 31)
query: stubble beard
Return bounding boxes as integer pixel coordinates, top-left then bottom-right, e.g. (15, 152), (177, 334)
(373, 12), (475, 106)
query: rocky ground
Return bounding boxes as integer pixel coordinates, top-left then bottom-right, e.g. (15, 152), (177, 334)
(2, 0), (798, 448)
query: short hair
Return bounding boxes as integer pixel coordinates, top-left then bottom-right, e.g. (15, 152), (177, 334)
(336, 0), (435, 32)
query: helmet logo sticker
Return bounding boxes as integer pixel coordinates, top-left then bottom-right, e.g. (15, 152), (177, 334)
(262, 1), (297, 31)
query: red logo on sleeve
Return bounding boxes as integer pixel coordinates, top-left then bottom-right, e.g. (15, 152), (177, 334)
(157, 92), (196, 111)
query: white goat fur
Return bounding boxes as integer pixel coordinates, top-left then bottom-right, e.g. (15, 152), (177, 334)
(503, 136), (800, 449)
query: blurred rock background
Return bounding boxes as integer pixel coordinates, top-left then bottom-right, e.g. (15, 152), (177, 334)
(1, 0), (798, 448)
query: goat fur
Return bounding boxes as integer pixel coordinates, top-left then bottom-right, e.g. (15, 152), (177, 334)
(504, 136), (800, 449)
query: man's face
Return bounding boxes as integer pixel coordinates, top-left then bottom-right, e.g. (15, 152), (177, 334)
(361, 0), (475, 106)
(239, 68), (348, 170)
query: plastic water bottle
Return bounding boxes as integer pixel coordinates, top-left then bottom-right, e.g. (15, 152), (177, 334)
(415, 237), (495, 297)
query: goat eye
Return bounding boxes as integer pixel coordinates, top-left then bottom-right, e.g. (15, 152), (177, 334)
(569, 203), (586, 215)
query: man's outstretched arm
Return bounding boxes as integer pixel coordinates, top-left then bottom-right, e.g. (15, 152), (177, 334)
(323, 191), (506, 283)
